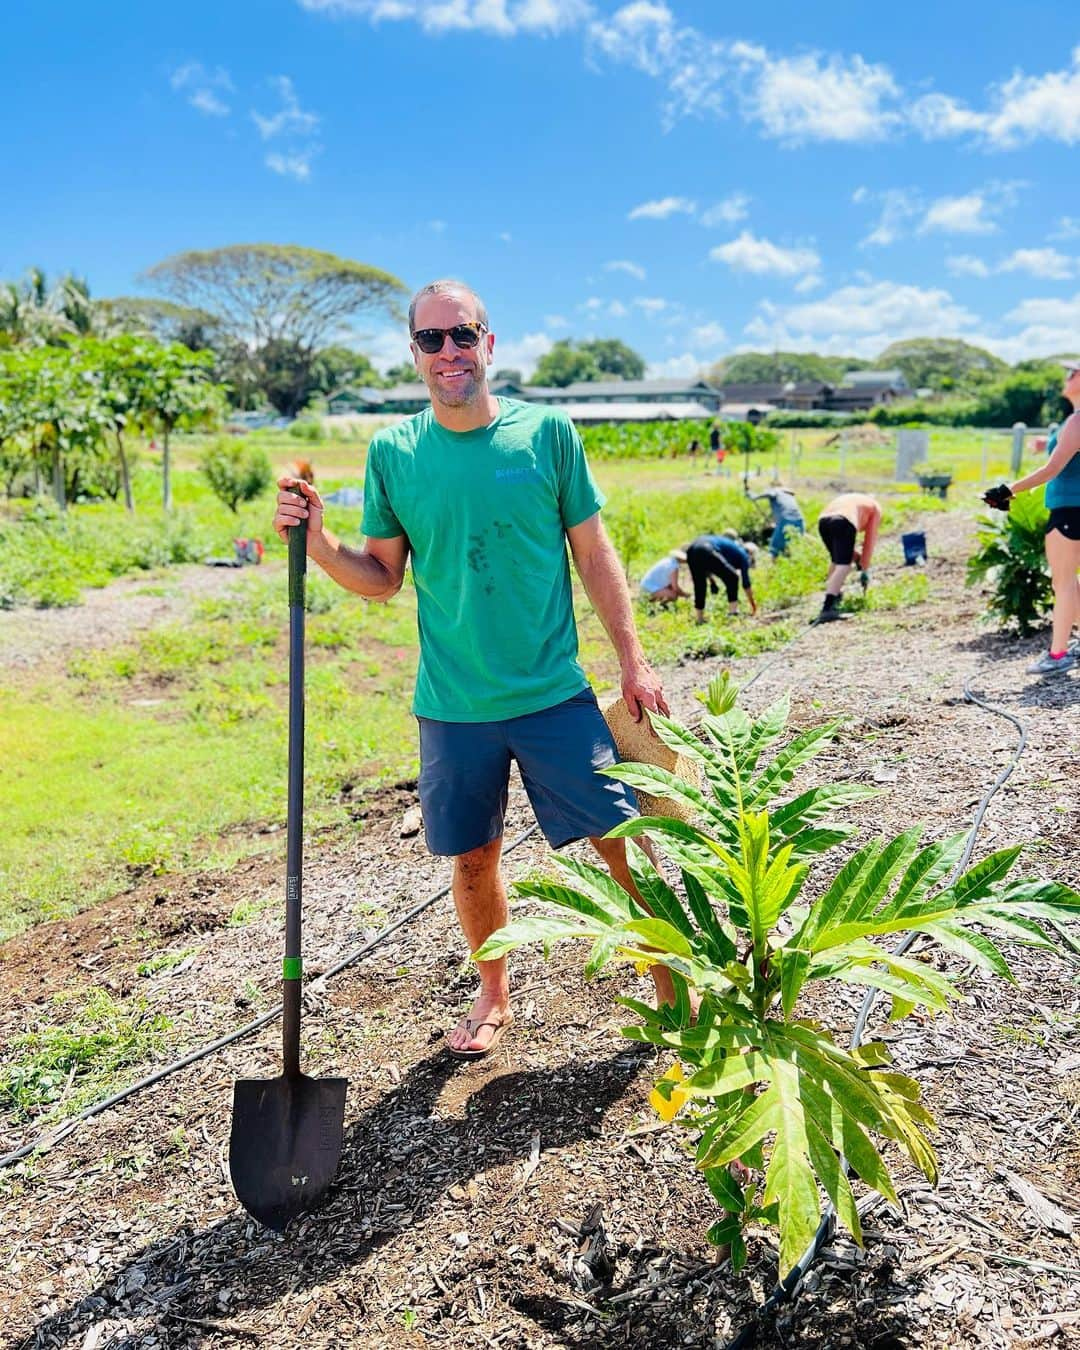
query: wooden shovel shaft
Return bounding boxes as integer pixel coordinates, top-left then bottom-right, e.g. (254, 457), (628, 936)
(284, 518), (307, 1079)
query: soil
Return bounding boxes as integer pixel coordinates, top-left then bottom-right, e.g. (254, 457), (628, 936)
(2, 510), (1079, 1350)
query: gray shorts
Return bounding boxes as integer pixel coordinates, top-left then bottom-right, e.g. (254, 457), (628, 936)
(417, 688), (639, 856)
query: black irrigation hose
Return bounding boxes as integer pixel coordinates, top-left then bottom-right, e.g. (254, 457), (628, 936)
(719, 668), (1029, 1350)
(0, 825), (540, 1171)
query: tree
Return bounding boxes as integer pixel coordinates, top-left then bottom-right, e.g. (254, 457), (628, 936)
(581, 339), (646, 381)
(492, 367), (523, 385)
(200, 438), (273, 513)
(383, 360), (420, 386)
(875, 338), (1007, 393)
(973, 365), (1069, 427)
(101, 297), (221, 351)
(530, 340), (602, 387)
(142, 244), (407, 415)
(141, 344), (222, 509)
(708, 351), (867, 387)
(312, 344), (384, 394)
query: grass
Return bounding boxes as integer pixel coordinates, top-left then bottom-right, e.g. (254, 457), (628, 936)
(0, 436), (955, 939)
(0, 987), (172, 1123)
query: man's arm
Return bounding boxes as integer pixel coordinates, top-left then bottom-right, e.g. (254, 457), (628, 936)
(273, 478), (408, 600)
(859, 504), (882, 569)
(566, 512), (668, 721)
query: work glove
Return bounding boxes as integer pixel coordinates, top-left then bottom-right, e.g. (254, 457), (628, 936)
(858, 569), (871, 593)
(982, 483), (1013, 511)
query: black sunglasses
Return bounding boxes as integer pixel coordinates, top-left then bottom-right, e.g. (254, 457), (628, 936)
(411, 321), (487, 355)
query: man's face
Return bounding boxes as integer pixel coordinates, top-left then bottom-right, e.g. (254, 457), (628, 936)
(410, 292), (495, 408)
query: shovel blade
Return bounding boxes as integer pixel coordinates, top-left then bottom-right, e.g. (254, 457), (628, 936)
(229, 1072), (347, 1232)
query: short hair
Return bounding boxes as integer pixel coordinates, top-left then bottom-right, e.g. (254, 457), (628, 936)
(408, 280), (489, 333)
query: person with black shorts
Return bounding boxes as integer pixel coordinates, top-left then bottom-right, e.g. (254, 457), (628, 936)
(983, 361), (1080, 675)
(685, 534), (758, 623)
(815, 493), (882, 622)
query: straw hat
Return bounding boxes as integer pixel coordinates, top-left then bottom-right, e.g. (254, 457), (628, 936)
(603, 697), (703, 823)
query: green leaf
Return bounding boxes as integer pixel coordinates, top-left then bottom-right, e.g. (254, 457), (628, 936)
(746, 722), (844, 809)
(771, 783), (877, 836)
(760, 1059), (822, 1278)
(946, 845), (1024, 908)
(623, 917), (694, 958)
(704, 1164), (746, 1213)
(584, 930), (623, 978)
(779, 946), (812, 1019)
(473, 914), (594, 961)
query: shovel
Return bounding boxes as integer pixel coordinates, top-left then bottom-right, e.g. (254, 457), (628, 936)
(229, 514), (348, 1232)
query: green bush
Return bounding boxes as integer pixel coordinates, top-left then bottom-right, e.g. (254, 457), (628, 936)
(199, 437), (273, 513)
(966, 491), (1052, 634)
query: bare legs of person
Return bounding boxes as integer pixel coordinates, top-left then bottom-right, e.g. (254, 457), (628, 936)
(823, 561), (852, 600)
(448, 832), (695, 1052)
(447, 837), (512, 1054)
(1046, 529), (1080, 653)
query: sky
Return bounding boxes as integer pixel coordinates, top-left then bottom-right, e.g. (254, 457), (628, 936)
(3, 0), (1080, 377)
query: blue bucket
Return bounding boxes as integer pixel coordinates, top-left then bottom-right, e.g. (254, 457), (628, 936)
(901, 531), (927, 566)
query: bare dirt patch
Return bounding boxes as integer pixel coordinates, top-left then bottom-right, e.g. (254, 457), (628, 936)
(2, 510), (1079, 1349)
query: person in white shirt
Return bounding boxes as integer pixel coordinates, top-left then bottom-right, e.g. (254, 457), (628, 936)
(639, 549), (689, 603)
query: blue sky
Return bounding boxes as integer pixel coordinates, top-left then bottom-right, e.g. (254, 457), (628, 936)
(3, 0), (1079, 375)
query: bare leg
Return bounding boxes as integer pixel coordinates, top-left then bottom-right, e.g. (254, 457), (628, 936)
(1045, 530), (1080, 652)
(447, 836), (513, 1053)
(589, 834), (685, 1009)
(824, 562), (852, 598)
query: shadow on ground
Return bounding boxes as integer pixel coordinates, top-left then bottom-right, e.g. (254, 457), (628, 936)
(12, 1047), (653, 1349)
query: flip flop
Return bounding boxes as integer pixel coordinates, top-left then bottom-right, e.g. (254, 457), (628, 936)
(446, 1013), (514, 1061)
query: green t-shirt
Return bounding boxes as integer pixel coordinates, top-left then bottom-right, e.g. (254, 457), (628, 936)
(361, 398), (604, 722)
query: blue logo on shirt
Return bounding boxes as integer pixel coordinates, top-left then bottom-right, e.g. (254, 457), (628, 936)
(495, 466), (540, 484)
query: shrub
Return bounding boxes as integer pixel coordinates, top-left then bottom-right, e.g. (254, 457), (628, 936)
(966, 491), (1052, 634)
(199, 437), (273, 513)
(477, 675), (1079, 1276)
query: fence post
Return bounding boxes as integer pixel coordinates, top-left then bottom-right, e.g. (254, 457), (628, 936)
(839, 430), (847, 481)
(980, 438), (989, 486)
(1010, 422), (1026, 477)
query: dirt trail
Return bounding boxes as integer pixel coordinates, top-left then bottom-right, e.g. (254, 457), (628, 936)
(2, 512), (1079, 1349)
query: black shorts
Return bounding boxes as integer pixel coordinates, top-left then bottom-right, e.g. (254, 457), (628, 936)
(1046, 507), (1080, 541)
(818, 514), (858, 565)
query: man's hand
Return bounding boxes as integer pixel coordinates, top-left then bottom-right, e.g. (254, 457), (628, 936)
(982, 482), (1013, 512)
(622, 660), (669, 722)
(274, 477), (324, 547)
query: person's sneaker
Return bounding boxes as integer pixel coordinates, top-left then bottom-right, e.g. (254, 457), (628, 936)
(1027, 651), (1077, 675)
(1069, 636), (1080, 657)
(815, 609), (847, 623)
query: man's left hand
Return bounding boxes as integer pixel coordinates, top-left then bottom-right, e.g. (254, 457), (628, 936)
(622, 661), (669, 722)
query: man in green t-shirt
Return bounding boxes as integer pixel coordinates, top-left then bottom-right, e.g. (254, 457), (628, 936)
(273, 279), (669, 1058)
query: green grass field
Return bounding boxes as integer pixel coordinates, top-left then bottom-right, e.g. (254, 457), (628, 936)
(0, 418), (1022, 939)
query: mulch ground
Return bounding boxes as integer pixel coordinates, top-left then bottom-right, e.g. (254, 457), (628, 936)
(2, 510), (1079, 1349)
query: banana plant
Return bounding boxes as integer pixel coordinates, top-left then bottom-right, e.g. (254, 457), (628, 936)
(475, 678), (1080, 1276)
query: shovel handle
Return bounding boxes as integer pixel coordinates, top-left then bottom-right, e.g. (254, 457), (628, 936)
(284, 518), (307, 1078)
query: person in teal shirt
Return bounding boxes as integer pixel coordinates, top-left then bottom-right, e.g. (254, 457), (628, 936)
(984, 360), (1080, 674)
(273, 279), (670, 1057)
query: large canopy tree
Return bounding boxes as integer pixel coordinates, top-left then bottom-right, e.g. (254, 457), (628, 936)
(141, 244), (408, 416)
(529, 338), (647, 388)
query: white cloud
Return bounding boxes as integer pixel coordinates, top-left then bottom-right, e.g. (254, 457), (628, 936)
(252, 75), (320, 139)
(628, 196), (696, 221)
(647, 352), (707, 379)
(919, 193), (999, 235)
(1051, 217), (1080, 241)
(793, 272), (823, 294)
(170, 62), (233, 116)
(699, 193), (750, 227)
(744, 281), (977, 358)
(498, 231), (512, 243)
(266, 150), (316, 181)
(633, 296), (669, 313)
(946, 254), (991, 278)
(491, 330), (554, 377)
(727, 43), (900, 144)
(604, 259), (647, 280)
(429, 219), (447, 233)
(709, 231), (820, 279)
(298, 0), (591, 36)
(544, 314), (568, 329)
(581, 297), (628, 318)
(690, 321), (728, 347)
(912, 48), (1080, 149)
(1000, 247), (1073, 280)
(857, 187), (921, 247)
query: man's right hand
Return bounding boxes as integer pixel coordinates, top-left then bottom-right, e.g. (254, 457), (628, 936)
(274, 477), (324, 547)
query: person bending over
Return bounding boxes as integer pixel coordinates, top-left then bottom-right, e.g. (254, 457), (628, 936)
(685, 534), (758, 623)
(816, 493), (881, 622)
(748, 485), (805, 557)
(639, 549), (689, 604)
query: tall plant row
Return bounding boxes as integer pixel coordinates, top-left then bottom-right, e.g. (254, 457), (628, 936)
(0, 338), (223, 510)
(476, 674), (1080, 1276)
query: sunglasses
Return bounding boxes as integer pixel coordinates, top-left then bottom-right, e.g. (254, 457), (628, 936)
(411, 322), (487, 355)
